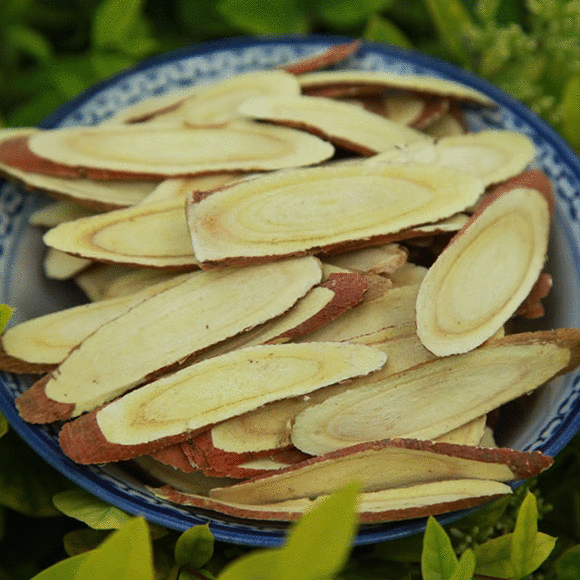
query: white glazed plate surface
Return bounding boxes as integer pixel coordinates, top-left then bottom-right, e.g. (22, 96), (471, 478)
(1, 35), (580, 546)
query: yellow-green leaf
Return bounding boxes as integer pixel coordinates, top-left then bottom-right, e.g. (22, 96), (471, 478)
(421, 516), (458, 580)
(560, 73), (580, 151)
(0, 413), (8, 439)
(422, 0), (475, 68)
(556, 543), (580, 580)
(31, 553), (89, 580)
(217, 548), (282, 580)
(363, 13), (414, 49)
(63, 528), (111, 557)
(72, 516), (154, 580)
(510, 491), (539, 577)
(53, 489), (132, 530)
(0, 305), (13, 333)
(174, 524), (215, 570)
(278, 480), (360, 580)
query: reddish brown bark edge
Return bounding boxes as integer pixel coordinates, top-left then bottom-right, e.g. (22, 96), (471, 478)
(0, 340), (56, 375)
(58, 408), (200, 464)
(282, 40), (362, 75)
(15, 374), (75, 424)
(151, 483), (507, 523)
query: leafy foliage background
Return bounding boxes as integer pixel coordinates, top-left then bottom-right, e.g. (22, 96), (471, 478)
(1, 0), (580, 578)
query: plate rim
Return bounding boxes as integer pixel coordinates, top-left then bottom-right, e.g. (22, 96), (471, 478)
(2, 33), (580, 546)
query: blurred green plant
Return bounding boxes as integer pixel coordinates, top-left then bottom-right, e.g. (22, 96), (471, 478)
(1, 0), (579, 149)
(423, 0), (580, 148)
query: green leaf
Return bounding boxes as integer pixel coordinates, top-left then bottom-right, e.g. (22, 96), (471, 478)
(474, 0), (502, 23)
(53, 489), (133, 530)
(63, 528), (111, 557)
(0, 414), (8, 439)
(473, 494), (556, 579)
(175, 524), (215, 570)
(474, 531), (556, 578)
(450, 548), (475, 580)
(5, 24), (53, 62)
(48, 54), (98, 99)
(91, 0), (144, 50)
(278, 480), (360, 580)
(90, 52), (136, 80)
(6, 87), (66, 127)
(72, 516), (154, 580)
(363, 13), (413, 48)
(0, 305), (13, 333)
(0, 428), (72, 516)
(218, 483), (359, 580)
(30, 553), (90, 580)
(473, 534), (514, 578)
(560, 72), (580, 150)
(556, 543), (580, 580)
(312, 0), (394, 29)
(217, 0), (310, 35)
(216, 548), (282, 580)
(422, 0), (476, 68)
(177, 0), (237, 37)
(510, 490), (539, 577)
(421, 516), (458, 580)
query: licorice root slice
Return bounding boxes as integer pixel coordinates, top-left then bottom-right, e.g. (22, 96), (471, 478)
(416, 170), (552, 356)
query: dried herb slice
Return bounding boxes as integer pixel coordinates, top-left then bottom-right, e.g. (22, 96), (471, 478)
(298, 70), (496, 107)
(208, 438), (553, 505)
(75, 265), (177, 301)
(371, 130), (537, 186)
(43, 198), (199, 269)
(416, 171), (552, 356)
(290, 329), (580, 455)
(187, 161), (484, 266)
(323, 243), (408, 274)
(203, 328), (434, 460)
(238, 94), (432, 155)
(43, 248), (92, 280)
(282, 40), (361, 75)
(181, 70), (302, 125)
(23, 122), (335, 179)
(16, 256), (324, 422)
(57, 342), (387, 464)
(0, 132), (159, 209)
(115, 70), (301, 125)
(29, 200), (99, 228)
(153, 477), (511, 523)
(1, 272), (191, 369)
(294, 281), (420, 344)
(339, 93), (450, 129)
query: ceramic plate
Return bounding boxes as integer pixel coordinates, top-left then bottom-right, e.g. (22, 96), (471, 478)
(2, 35), (580, 547)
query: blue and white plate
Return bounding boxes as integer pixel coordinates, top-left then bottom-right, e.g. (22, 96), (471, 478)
(1, 35), (580, 547)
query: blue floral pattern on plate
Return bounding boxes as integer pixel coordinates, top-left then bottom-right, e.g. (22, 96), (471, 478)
(1, 35), (580, 546)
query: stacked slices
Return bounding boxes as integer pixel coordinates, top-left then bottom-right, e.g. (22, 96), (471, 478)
(0, 41), (575, 524)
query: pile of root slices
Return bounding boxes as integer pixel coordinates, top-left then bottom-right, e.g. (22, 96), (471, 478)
(2, 41), (580, 526)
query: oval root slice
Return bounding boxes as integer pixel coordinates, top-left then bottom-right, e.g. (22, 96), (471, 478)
(186, 160), (484, 266)
(57, 342), (387, 464)
(298, 70), (496, 107)
(153, 478), (511, 523)
(25, 122), (335, 179)
(290, 329), (579, 455)
(2, 272), (191, 367)
(208, 437), (553, 505)
(43, 198), (199, 269)
(416, 171), (552, 356)
(238, 95), (431, 155)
